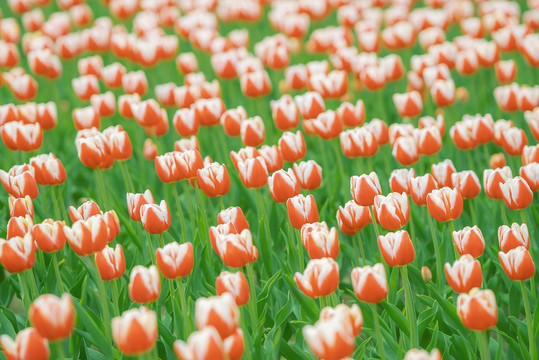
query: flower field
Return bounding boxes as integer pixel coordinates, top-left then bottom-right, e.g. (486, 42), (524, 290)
(0, 0), (538, 359)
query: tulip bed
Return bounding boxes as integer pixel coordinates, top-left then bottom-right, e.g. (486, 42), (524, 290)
(0, 0), (538, 359)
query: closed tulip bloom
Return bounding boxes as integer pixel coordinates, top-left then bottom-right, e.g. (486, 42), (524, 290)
(64, 216), (108, 256)
(230, 147), (260, 169)
(498, 223), (529, 253)
(217, 207), (249, 233)
(414, 126), (442, 155)
(9, 196), (33, 218)
(0, 328), (49, 360)
(453, 226), (485, 258)
(197, 162), (231, 198)
(389, 168), (415, 195)
(337, 100), (365, 128)
(195, 293), (239, 338)
(173, 108), (199, 138)
(522, 145), (539, 166)
(129, 265), (161, 304)
(140, 200), (171, 234)
(457, 288), (497, 331)
(287, 194), (319, 229)
(520, 163), (539, 192)
(293, 160), (322, 190)
(213, 229), (259, 268)
(336, 200), (371, 235)
(240, 116), (265, 147)
(29, 294), (74, 341)
(374, 193), (410, 231)
(404, 349), (442, 360)
(294, 257), (339, 298)
(126, 190), (154, 222)
(500, 177), (533, 210)
(271, 94), (299, 131)
(301, 222), (339, 260)
(0, 170), (39, 199)
(155, 153), (181, 183)
(75, 135), (109, 169)
(109, 129), (132, 160)
(237, 157), (269, 189)
(278, 131), (306, 163)
(490, 153), (506, 169)
(216, 271), (250, 306)
(174, 327), (225, 360)
(268, 169), (300, 203)
(500, 127), (528, 156)
(258, 145), (283, 174)
(427, 187), (463, 222)
(312, 110), (343, 140)
(340, 127), (379, 158)
(484, 167), (512, 199)
(31, 219), (65, 253)
(393, 91), (423, 117)
(175, 150), (204, 179)
(378, 230), (415, 266)
(303, 308), (358, 360)
(451, 170), (481, 199)
(68, 200), (101, 223)
(95, 244), (126, 281)
(431, 159), (456, 188)
(155, 242), (194, 279)
(392, 136), (419, 166)
(350, 172), (382, 206)
(29, 153), (66, 185)
(7, 215), (33, 238)
(209, 223), (238, 254)
(445, 255), (483, 293)
(112, 307), (157, 356)
(351, 263), (388, 303)
(499, 246), (535, 281)
(0, 234), (36, 273)
(220, 106), (247, 137)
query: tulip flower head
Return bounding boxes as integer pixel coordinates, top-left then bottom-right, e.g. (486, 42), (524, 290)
(29, 294), (75, 341)
(351, 263), (388, 303)
(112, 307), (157, 356)
(294, 257), (339, 298)
(498, 246), (535, 281)
(457, 288), (497, 331)
(445, 255), (483, 294)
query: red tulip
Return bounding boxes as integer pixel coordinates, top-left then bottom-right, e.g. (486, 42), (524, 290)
(7, 215), (33, 239)
(29, 294), (74, 341)
(64, 216), (108, 256)
(212, 229), (258, 268)
(350, 172), (382, 206)
(140, 200), (171, 234)
(483, 167), (512, 199)
(301, 222), (339, 260)
(498, 223), (529, 253)
(9, 196), (33, 219)
(520, 163), (539, 192)
(389, 168), (415, 195)
(457, 288), (497, 331)
(373, 192), (410, 231)
(217, 207), (249, 233)
(499, 246), (535, 281)
(451, 170), (481, 199)
(378, 230), (415, 266)
(452, 226), (485, 258)
(156, 242), (194, 279)
(197, 162), (231, 197)
(445, 255), (483, 293)
(287, 194), (319, 229)
(195, 293), (240, 338)
(216, 271), (250, 306)
(68, 200), (101, 222)
(129, 265), (161, 304)
(427, 187), (463, 222)
(268, 169), (300, 203)
(500, 177), (533, 210)
(95, 244), (126, 281)
(351, 263), (388, 303)
(336, 200), (371, 235)
(112, 307), (157, 356)
(174, 327), (225, 360)
(294, 257), (339, 298)
(236, 157), (269, 189)
(393, 91), (423, 117)
(0, 328), (49, 360)
(431, 159), (456, 188)
(0, 234), (36, 273)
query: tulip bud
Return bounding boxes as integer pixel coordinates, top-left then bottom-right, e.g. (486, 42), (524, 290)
(195, 293), (240, 338)
(0, 328), (49, 360)
(112, 307), (157, 356)
(457, 288), (497, 331)
(29, 294), (75, 341)
(499, 246), (535, 281)
(95, 244), (126, 281)
(421, 266), (432, 282)
(0, 234), (37, 273)
(351, 263), (388, 303)
(128, 265), (161, 304)
(155, 242), (194, 279)
(216, 271), (250, 306)
(294, 257), (339, 298)
(445, 255), (483, 294)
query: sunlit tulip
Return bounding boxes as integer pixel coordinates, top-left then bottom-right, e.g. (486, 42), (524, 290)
(217, 207), (249, 233)
(216, 271), (250, 306)
(294, 257), (339, 298)
(301, 222), (339, 260)
(500, 177), (533, 210)
(0, 328), (49, 360)
(213, 229), (259, 268)
(287, 194), (319, 229)
(445, 255), (483, 293)
(520, 163), (539, 192)
(498, 223), (529, 253)
(336, 200), (371, 235)
(292, 160), (322, 190)
(174, 327), (225, 360)
(457, 288), (497, 331)
(268, 169), (300, 203)
(129, 265), (161, 304)
(236, 157), (268, 189)
(156, 242), (194, 279)
(373, 193), (410, 231)
(350, 172), (382, 207)
(140, 200), (171, 234)
(351, 263), (388, 303)
(427, 187), (463, 222)
(378, 230), (415, 267)
(112, 307), (157, 356)
(0, 234), (36, 273)
(7, 215), (33, 239)
(498, 246), (535, 281)
(68, 200), (101, 222)
(9, 196), (33, 219)
(29, 294), (74, 341)
(195, 293), (239, 338)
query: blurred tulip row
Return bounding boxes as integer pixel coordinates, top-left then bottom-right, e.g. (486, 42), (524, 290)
(0, 0), (538, 359)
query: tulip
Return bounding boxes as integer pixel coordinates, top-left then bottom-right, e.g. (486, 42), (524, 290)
(445, 255), (483, 293)
(140, 200), (171, 234)
(175, 150), (204, 179)
(236, 157), (269, 189)
(95, 244), (126, 281)
(337, 100), (365, 127)
(112, 307), (157, 356)
(457, 288), (497, 331)
(453, 226), (485, 258)
(195, 293), (239, 338)
(393, 91), (423, 117)
(155, 153), (182, 183)
(268, 169), (300, 203)
(350, 172), (382, 207)
(63, 216), (108, 256)
(287, 194), (319, 229)
(174, 327), (225, 360)
(155, 242), (194, 279)
(29, 153), (66, 186)
(351, 263), (388, 303)
(403, 349), (442, 360)
(301, 222), (339, 260)
(431, 159), (456, 188)
(451, 170), (481, 199)
(484, 167), (512, 199)
(129, 265), (161, 304)
(336, 200), (371, 235)
(294, 257), (339, 298)
(216, 271), (250, 306)
(0, 170), (39, 199)
(427, 187), (463, 222)
(292, 160), (322, 190)
(9, 196), (34, 218)
(520, 163), (539, 192)
(392, 136), (419, 165)
(271, 94), (299, 130)
(500, 127), (527, 156)
(31, 219), (65, 253)
(213, 229), (259, 268)
(340, 127), (379, 158)
(0, 234), (36, 273)
(68, 200), (101, 222)
(217, 207), (249, 233)
(500, 177), (534, 210)
(258, 145), (283, 174)
(499, 246), (535, 281)
(373, 193), (410, 231)
(126, 190), (154, 222)
(389, 168), (415, 195)
(29, 294), (74, 341)
(409, 174), (438, 206)
(378, 230), (415, 267)
(240, 116), (265, 147)
(7, 215), (33, 239)
(0, 328), (49, 360)
(220, 106), (247, 137)
(197, 163), (231, 198)
(278, 131), (306, 163)
(498, 223), (529, 253)
(311, 110), (342, 140)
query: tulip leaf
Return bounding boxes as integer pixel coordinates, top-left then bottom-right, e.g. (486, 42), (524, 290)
(380, 301), (409, 336)
(72, 299), (113, 358)
(0, 306), (17, 338)
(498, 328), (526, 359)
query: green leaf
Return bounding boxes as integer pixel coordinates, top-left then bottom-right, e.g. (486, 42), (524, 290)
(72, 299), (112, 358)
(380, 301), (409, 336)
(499, 329), (525, 359)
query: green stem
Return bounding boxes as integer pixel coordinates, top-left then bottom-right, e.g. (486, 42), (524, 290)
(477, 330), (491, 360)
(467, 199), (478, 225)
(158, 233), (165, 248)
(448, 220), (459, 260)
(56, 186), (69, 222)
(26, 269), (39, 300)
(520, 281), (537, 360)
(119, 161), (135, 193)
(499, 201), (509, 224)
(369, 206), (381, 238)
(18, 273), (30, 309)
(356, 231), (367, 266)
(400, 266), (418, 348)
(427, 211), (443, 287)
(194, 180), (211, 260)
(91, 258), (111, 342)
(171, 183), (187, 243)
(55, 341), (66, 359)
(219, 196), (225, 211)
(52, 252), (65, 294)
(111, 279), (120, 316)
(372, 303), (386, 360)
(95, 168), (109, 209)
(253, 188), (273, 276)
(176, 277), (191, 336)
(146, 231), (156, 265)
(296, 228), (304, 271)
(50, 186), (61, 220)
(319, 295), (327, 310)
(246, 264), (258, 329)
